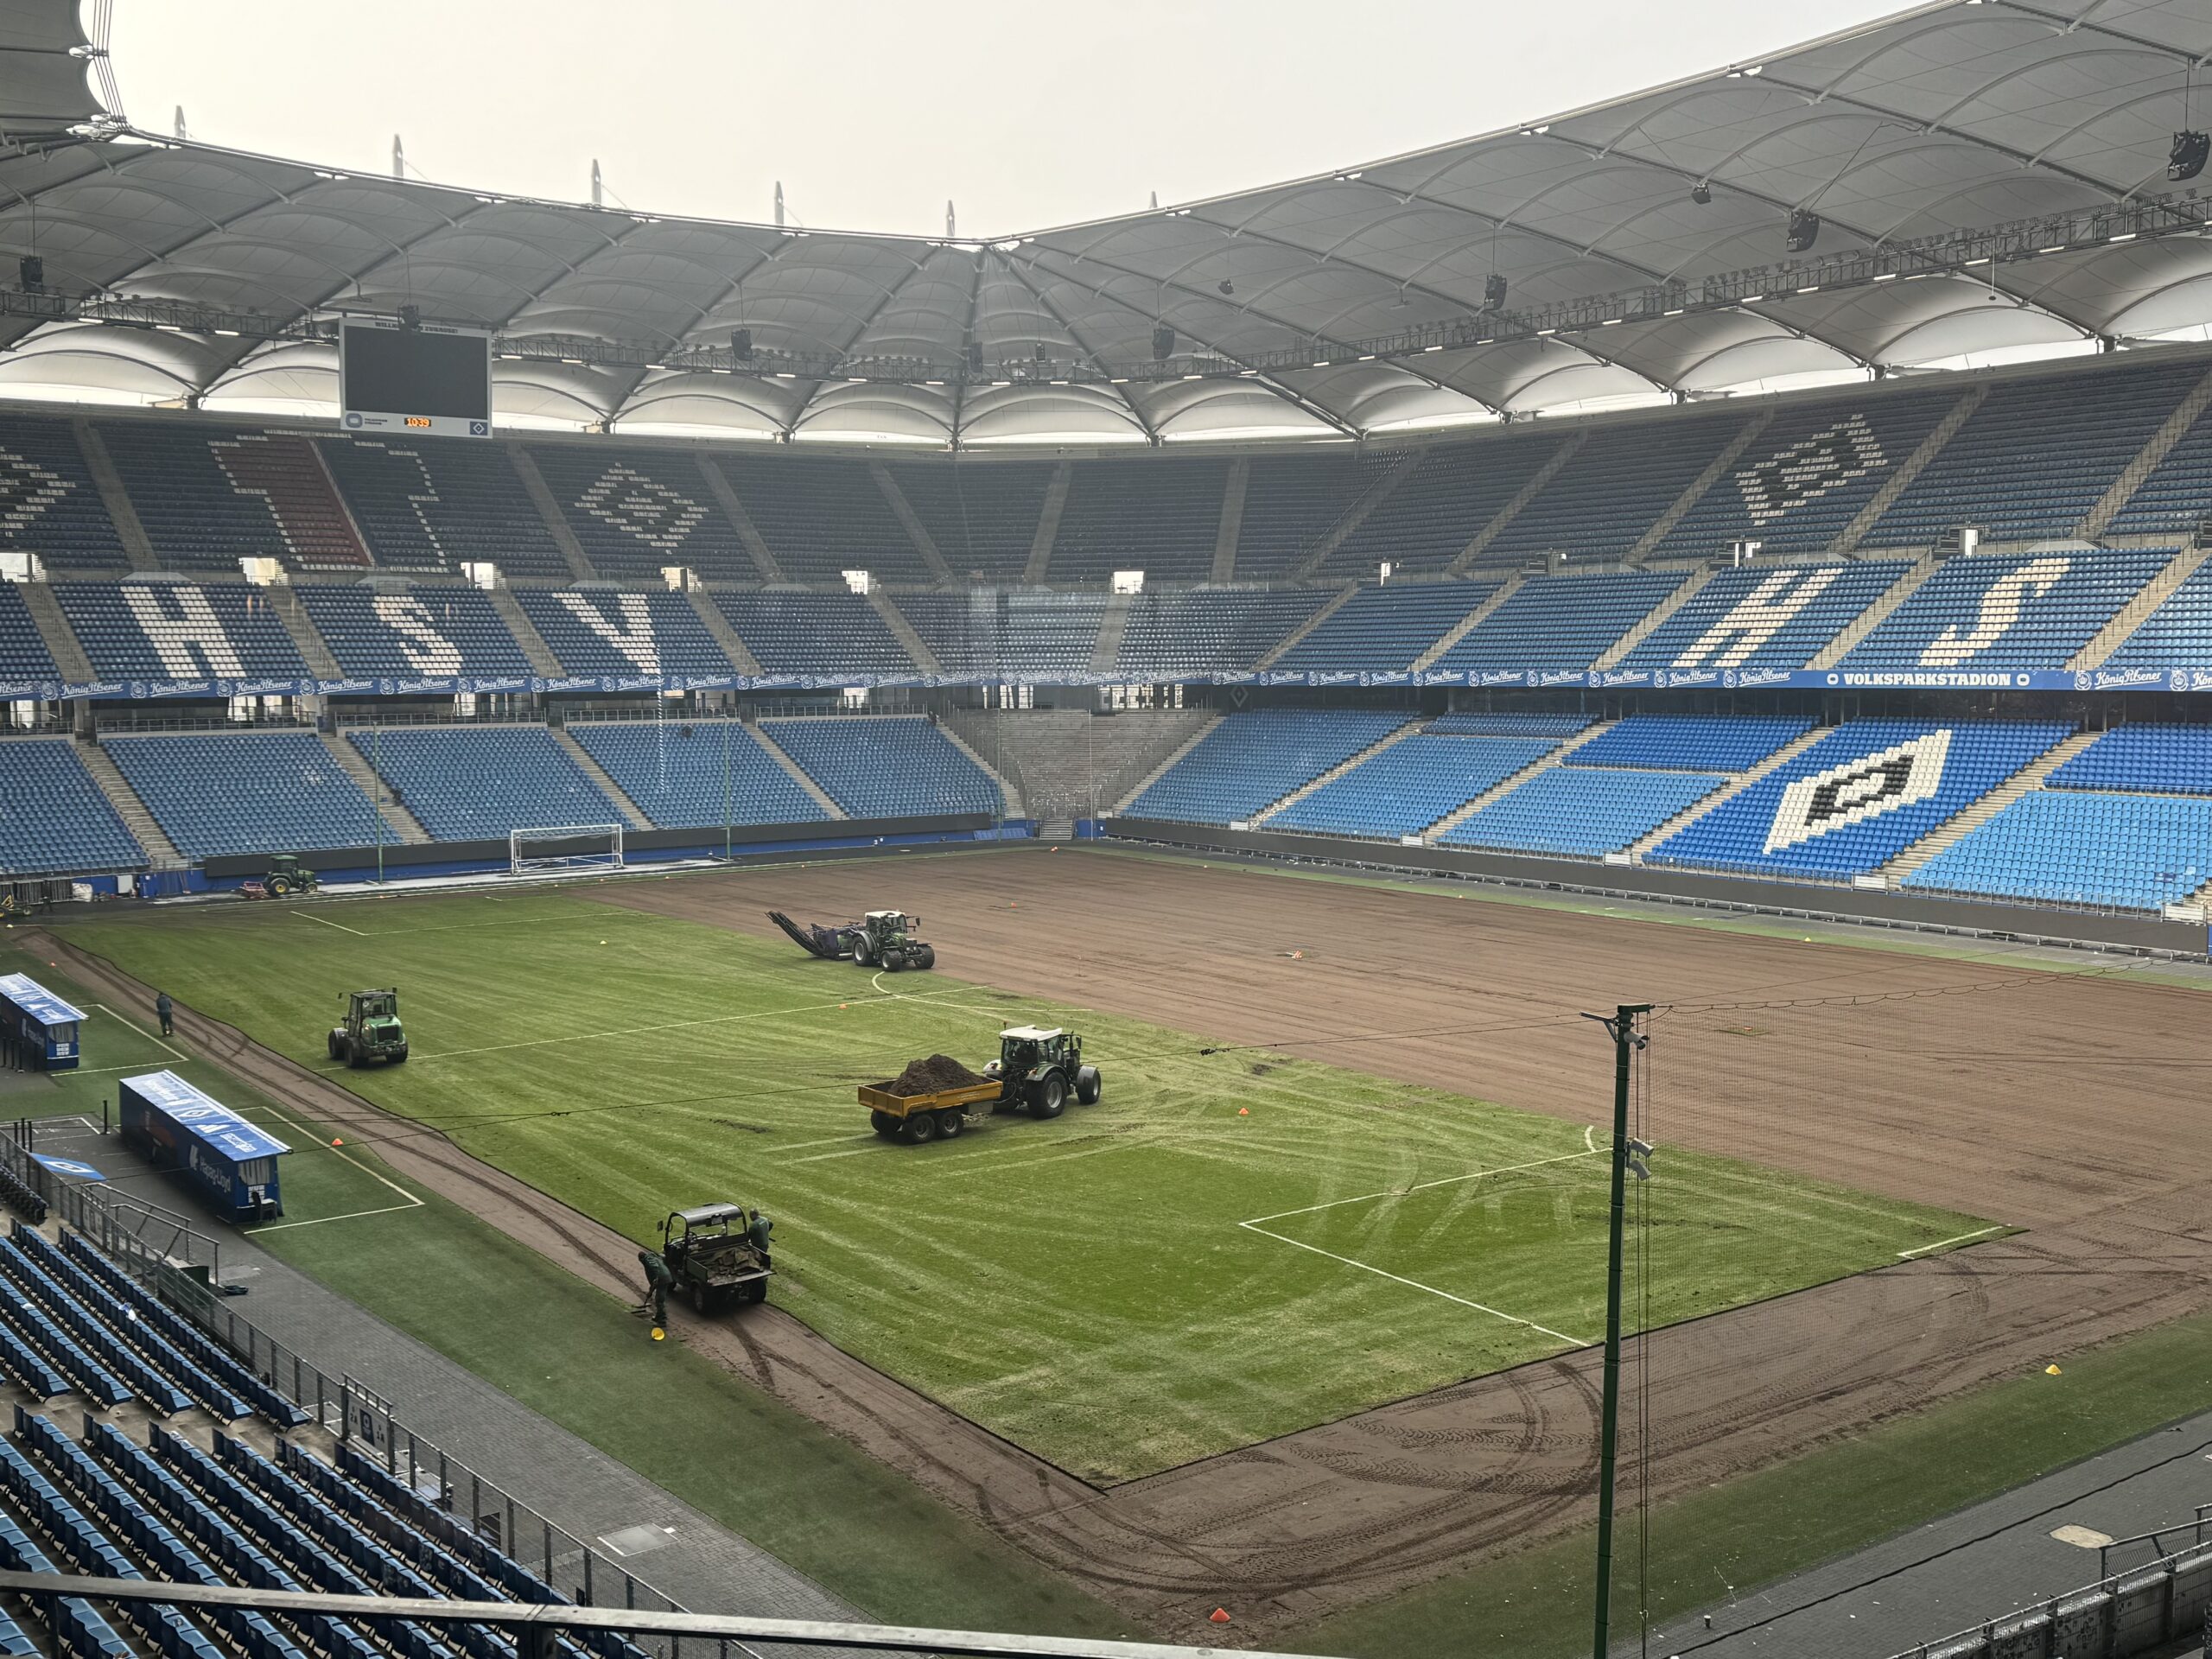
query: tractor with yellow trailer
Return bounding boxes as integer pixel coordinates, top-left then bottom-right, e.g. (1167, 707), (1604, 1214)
(860, 1027), (1102, 1145)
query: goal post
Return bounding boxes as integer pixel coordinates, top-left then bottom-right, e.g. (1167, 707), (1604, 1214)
(509, 823), (625, 875)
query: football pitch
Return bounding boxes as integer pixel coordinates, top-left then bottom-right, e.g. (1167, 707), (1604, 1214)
(62, 886), (1987, 1482)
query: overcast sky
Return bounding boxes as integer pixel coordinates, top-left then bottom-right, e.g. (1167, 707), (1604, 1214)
(105, 1), (1906, 237)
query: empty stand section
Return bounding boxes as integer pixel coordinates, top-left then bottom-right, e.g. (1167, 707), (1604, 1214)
(1836, 548), (2171, 671)
(1861, 361), (2202, 549)
(898, 591), (1106, 677)
(1433, 569), (1686, 672)
(889, 460), (1049, 583)
(713, 452), (929, 585)
(1236, 452), (1394, 579)
(1425, 711), (1592, 736)
(2101, 557), (2212, 671)
(55, 582), (308, 681)
(1570, 714), (1814, 771)
(0, 415), (127, 573)
(1269, 733), (1557, 839)
(760, 715), (1002, 817)
(1322, 432), (1558, 579)
(565, 721), (830, 829)
(98, 423), (373, 575)
(1441, 767), (1731, 856)
(321, 435), (570, 581)
(346, 726), (620, 839)
(515, 589), (736, 678)
(1485, 414), (1742, 568)
(1126, 709), (1410, 824)
(295, 585), (534, 680)
(715, 592), (915, 677)
(1274, 582), (1495, 672)
(1048, 456), (1225, 584)
(103, 733), (380, 859)
(0, 584), (59, 684)
(1116, 588), (1326, 677)
(527, 443), (753, 582)
(0, 741), (143, 873)
(1904, 791), (2212, 912)
(2050, 725), (2212, 793)
(1620, 560), (1910, 674)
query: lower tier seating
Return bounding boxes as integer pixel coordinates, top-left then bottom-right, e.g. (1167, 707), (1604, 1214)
(1569, 714), (1813, 772)
(1440, 767), (1729, 856)
(1268, 734), (1555, 838)
(1424, 711), (1592, 737)
(0, 741), (144, 874)
(1116, 589), (1328, 676)
(759, 716), (1001, 818)
(566, 721), (830, 829)
(104, 734), (378, 858)
(1904, 791), (2212, 912)
(348, 727), (619, 840)
(1126, 709), (1410, 824)
(2049, 725), (2212, 794)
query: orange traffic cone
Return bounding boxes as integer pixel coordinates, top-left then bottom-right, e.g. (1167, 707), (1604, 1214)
(331, 1138), (343, 1147)
(1236, 1108), (1249, 1116)
(1209, 1609), (1230, 1625)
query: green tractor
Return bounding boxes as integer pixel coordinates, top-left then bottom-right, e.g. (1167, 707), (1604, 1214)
(662, 1202), (773, 1313)
(985, 1026), (1102, 1119)
(246, 855), (321, 901)
(849, 910), (935, 972)
(327, 988), (408, 1068)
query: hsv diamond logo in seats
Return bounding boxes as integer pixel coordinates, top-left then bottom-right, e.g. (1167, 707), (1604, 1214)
(0, 446), (71, 535)
(1735, 413), (1885, 525)
(578, 465), (704, 551)
(1764, 728), (1951, 855)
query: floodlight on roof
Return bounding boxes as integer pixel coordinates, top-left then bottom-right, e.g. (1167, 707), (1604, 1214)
(1690, 181), (1712, 205)
(1785, 208), (1821, 252)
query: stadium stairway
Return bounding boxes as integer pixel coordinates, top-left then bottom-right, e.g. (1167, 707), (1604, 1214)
(2080, 361), (2212, 539)
(1830, 385), (1987, 556)
(267, 588), (340, 680)
(1805, 553), (1938, 668)
(1624, 723), (1834, 855)
(546, 730), (653, 830)
(2068, 544), (2211, 668)
(486, 588), (565, 677)
(1023, 463), (1072, 583)
(1438, 435), (1578, 576)
(315, 734), (429, 844)
(866, 591), (939, 674)
(74, 741), (183, 868)
(1408, 576), (1523, 671)
(72, 419), (156, 573)
(1592, 563), (1720, 668)
(743, 724), (846, 819)
(17, 583), (93, 684)
(1418, 718), (1618, 840)
(1114, 711), (1226, 811)
(1624, 413), (1775, 563)
(1086, 593), (1135, 671)
(1210, 460), (1249, 582)
(867, 462), (955, 585)
(693, 457), (786, 584)
(1250, 718), (1425, 824)
(931, 721), (1023, 817)
(1288, 454), (1419, 582)
(504, 448), (598, 582)
(681, 589), (762, 674)
(1878, 729), (2101, 883)
(1251, 584), (1355, 669)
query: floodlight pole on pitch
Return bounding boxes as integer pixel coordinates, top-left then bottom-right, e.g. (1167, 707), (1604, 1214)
(1581, 1001), (1652, 1659)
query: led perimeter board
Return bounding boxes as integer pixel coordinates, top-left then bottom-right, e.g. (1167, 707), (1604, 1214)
(340, 317), (493, 438)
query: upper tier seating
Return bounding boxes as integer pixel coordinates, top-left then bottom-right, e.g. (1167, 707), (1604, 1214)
(55, 582), (308, 681)
(1620, 561), (1912, 674)
(1116, 588), (1327, 677)
(760, 716), (1001, 818)
(0, 583), (59, 684)
(1863, 361), (2203, 549)
(296, 585), (533, 680)
(1902, 791), (2212, 912)
(516, 590), (735, 678)
(321, 435), (570, 582)
(1126, 709), (1410, 824)
(2106, 385), (2212, 541)
(2101, 558), (2212, 672)
(528, 443), (753, 582)
(1433, 569), (1687, 672)
(1837, 548), (2171, 671)
(347, 726), (619, 839)
(1650, 719), (2072, 877)
(2050, 725), (2212, 794)
(1049, 457), (1225, 584)
(1569, 714), (1814, 772)
(716, 592), (916, 677)
(1269, 734), (1555, 838)
(99, 423), (368, 575)
(1653, 390), (1955, 562)
(0, 416), (128, 573)
(1486, 414), (1745, 568)
(715, 453), (929, 586)
(566, 721), (829, 829)
(1425, 711), (1592, 737)
(1273, 582), (1496, 672)
(104, 733), (378, 859)
(0, 740), (143, 874)
(1440, 767), (1729, 856)
(1236, 452), (1394, 579)
(1321, 431), (1562, 579)
(888, 460), (1049, 583)
(898, 591), (1106, 677)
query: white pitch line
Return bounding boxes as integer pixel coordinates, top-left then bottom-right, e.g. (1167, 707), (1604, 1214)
(760, 1133), (884, 1155)
(410, 982), (975, 1062)
(1236, 1221), (1586, 1345)
(292, 909), (366, 937)
(1241, 1141), (1601, 1227)
(1897, 1224), (2006, 1259)
(246, 1201), (420, 1235)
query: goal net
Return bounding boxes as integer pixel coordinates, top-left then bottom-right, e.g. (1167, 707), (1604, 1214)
(509, 823), (626, 875)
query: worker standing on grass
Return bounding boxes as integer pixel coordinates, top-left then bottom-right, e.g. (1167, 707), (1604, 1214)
(155, 991), (174, 1039)
(637, 1249), (673, 1335)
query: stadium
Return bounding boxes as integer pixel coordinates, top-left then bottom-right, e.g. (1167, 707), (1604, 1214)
(0, 3), (2207, 1659)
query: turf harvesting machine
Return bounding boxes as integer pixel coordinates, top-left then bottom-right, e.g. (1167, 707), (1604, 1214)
(767, 909), (937, 971)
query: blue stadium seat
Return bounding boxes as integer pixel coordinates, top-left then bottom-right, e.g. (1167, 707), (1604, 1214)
(716, 592), (917, 677)
(1236, 452), (1395, 579)
(105, 733), (378, 858)
(1269, 734), (1555, 838)
(714, 453), (931, 586)
(1568, 714), (1813, 772)
(1620, 561), (1912, 674)
(1274, 582), (1495, 672)
(898, 591), (1106, 677)
(56, 582), (308, 681)
(1838, 550), (2171, 671)
(0, 740), (143, 874)
(1116, 589), (1327, 676)
(1049, 456), (1225, 584)
(1441, 767), (1732, 856)
(567, 721), (829, 828)
(1127, 709), (1410, 824)
(99, 422), (369, 575)
(348, 726), (621, 840)
(1433, 570), (1686, 672)
(1424, 711), (1592, 737)
(321, 435), (570, 582)
(515, 590), (735, 678)
(528, 444), (753, 582)
(759, 716), (1001, 818)
(296, 585), (534, 679)
(1322, 430), (1561, 579)
(1486, 413), (1746, 569)
(0, 415), (126, 574)
(888, 460), (1050, 583)
(2101, 559), (2212, 672)
(0, 583), (57, 686)
(1904, 791), (2212, 912)
(2049, 725), (2212, 794)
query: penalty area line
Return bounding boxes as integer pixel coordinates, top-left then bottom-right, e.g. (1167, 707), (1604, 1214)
(1897, 1224), (2007, 1259)
(291, 909), (366, 937)
(1241, 1139), (1603, 1227)
(1236, 1220), (1586, 1345)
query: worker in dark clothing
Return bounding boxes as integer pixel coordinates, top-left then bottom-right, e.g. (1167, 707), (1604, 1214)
(637, 1249), (673, 1332)
(155, 992), (174, 1039)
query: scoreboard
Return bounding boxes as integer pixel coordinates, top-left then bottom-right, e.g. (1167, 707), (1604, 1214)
(340, 318), (493, 438)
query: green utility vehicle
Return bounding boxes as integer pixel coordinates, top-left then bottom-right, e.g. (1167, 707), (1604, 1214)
(767, 908), (937, 971)
(245, 855), (321, 900)
(662, 1202), (773, 1312)
(327, 988), (408, 1067)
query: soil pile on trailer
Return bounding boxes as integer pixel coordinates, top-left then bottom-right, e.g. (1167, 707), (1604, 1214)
(878, 1054), (988, 1096)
